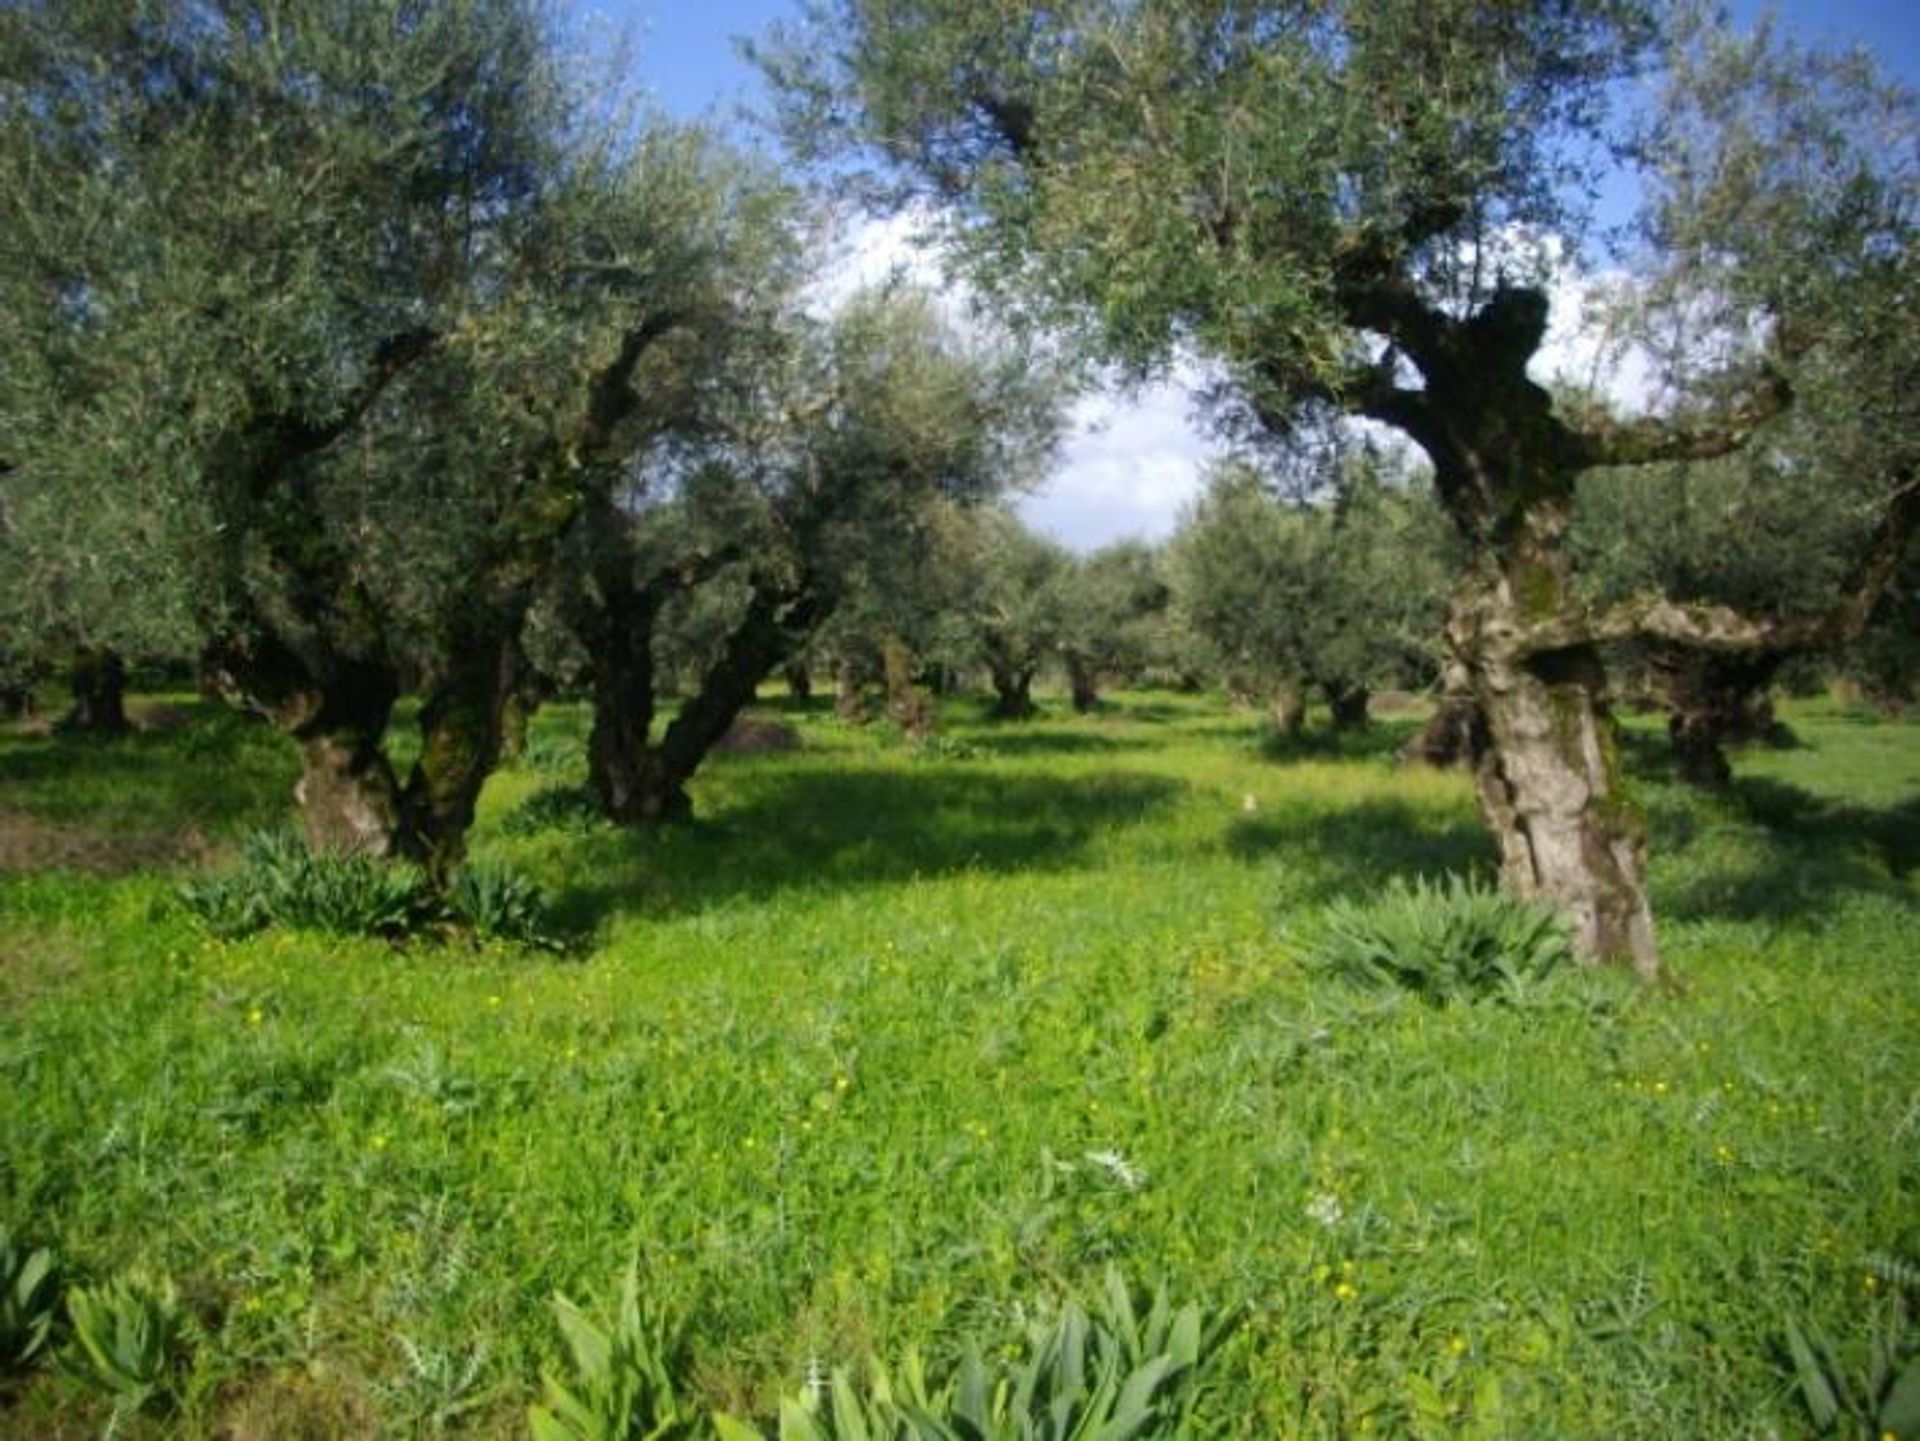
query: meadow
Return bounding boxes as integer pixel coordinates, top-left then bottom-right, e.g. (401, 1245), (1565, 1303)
(1, 689), (1916, 1437)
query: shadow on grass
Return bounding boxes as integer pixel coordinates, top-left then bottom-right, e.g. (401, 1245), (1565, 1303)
(544, 765), (1184, 930)
(0, 705), (295, 867)
(957, 730), (1156, 758)
(1646, 772), (1920, 925)
(1225, 799), (1496, 900)
(1256, 720), (1424, 765)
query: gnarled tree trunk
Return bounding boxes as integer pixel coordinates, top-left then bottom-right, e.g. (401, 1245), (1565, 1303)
(1066, 654), (1099, 713)
(398, 627), (530, 883)
(1326, 684), (1371, 731)
(1453, 581), (1656, 973)
(208, 634), (403, 857)
(882, 635), (936, 739)
(988, 664), (1036, 720)
(59, 649), (129, 736)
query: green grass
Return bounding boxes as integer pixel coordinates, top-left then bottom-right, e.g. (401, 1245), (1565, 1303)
(1, 692), (1915, 1435)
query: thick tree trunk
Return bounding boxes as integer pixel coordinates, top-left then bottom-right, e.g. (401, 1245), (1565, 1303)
(398, 632), (527, 883)
(1326, 684), (1371, 731)
(783, 661), (813, 701)
(59, 649), (129, 736)
(1066, 655), (1099, 713)
(834, 654), (878, 724)
(1268, 678), (1306, 737)
(882, 635), (936, 739)
(989, 665), (1036, 720)
(1453, 580), (1658, 976)
(1403, 664), (1479, 768)
(1647, 649), (1788, 789)
(207, 632), (404, 856)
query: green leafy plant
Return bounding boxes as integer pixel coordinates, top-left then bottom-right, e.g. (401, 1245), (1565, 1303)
(1300, 874), (1573, 1004)
(63, 1273), (183, 1424)
(179, 829), (429, 939)
(1783, 1254), (1920, 1438)
(529, 1262), (701, 1441)
(502, 785), (607, 837)
(716, 1269), (1224, 1439)
(446, 862), (565, 951)
(0, 1226), (57, 1378)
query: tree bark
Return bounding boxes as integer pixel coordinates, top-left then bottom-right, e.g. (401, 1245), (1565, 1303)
(783, 661), (812, 701)
(398, 630), (528, 883)
(58, 649), (130, 736)
(207, 633), (403, 856)
(834, 653), (878, 723)
(1066, 654), (1099, 713)
(883, 635), (937, 739)
(1326, 684), (1371, 731)
(1645, 648), (1787, 788)
(1268, 678), (1306, 737)
(989, 664), (1036, 719)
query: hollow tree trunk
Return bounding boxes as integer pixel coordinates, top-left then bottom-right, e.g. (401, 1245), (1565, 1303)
(989, 664), (1036, 720)
(1268, 678), (1306, 737)
(1326, 684), (1371, 732)
(1066, 654), (1099, 713)
(59, 649), (129, 736)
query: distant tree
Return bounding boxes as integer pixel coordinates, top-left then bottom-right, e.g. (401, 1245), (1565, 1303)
(561, 289), (1061, 820)
(951, 507), (1072, 720)
(759, 0), (1919, 972)
(1054, 542), (1174, 712)
(1170, 460), (1450, 735)
(0, 2), (813, 876)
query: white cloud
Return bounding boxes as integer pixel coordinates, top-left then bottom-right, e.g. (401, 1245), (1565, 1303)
(1019, 377), (1218, 552)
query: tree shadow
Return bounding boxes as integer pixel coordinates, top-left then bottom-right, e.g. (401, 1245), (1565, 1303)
(1257, 720), (1424, 765)
(957, 731), (1155, 758)
(544, 765), (1186, 930)
(1646, 773), (1920, 925)
(1224, 799), (1496, 900)
(0, 705), (295, 868)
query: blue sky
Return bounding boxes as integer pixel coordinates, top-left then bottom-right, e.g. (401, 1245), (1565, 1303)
(567, 1), (1920, 550)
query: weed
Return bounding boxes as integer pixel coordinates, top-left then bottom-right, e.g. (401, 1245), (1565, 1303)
(63, 1272), (183, 1427)
(0, 1225), (57, 1378)
(530, 1262), (701, 1440)
(1300, 873), (1573, 1003)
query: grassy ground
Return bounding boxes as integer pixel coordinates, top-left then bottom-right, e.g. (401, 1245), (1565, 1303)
(1, 691), (1915, 1436)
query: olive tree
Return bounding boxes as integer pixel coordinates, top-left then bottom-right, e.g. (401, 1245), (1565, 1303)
(757, 0), (1918, 971)
(564, 286), (1060, 819)
(1169, 460), (1450, 734)
(1054, 541), (1174, 712)
(1, 1), (805, 877)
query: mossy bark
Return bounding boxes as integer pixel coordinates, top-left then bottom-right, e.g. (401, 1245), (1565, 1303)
(398, 629), (529, 884)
